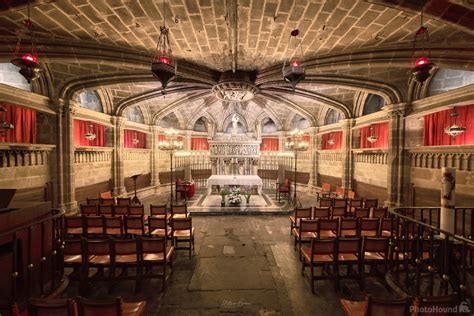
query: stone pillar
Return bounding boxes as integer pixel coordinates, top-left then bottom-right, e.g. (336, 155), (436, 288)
(310, 127), (319, 188)
(210, 157), (218, 175)
(150, 126), (159, 187)
(340, 119), (354, 190)
(54, 99), (77, 213)
(441, 167), (456, 235)
(385, 103), (408, 206)
(223, 158), (231, 175)
(112, 116), (126, 196)
(251, 157), (259, 175)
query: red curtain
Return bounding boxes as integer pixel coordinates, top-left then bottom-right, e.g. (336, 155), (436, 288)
(158, 134), (166, 141)
(191, 137), (209, 150)
(360, 122), (389, 149)
(124, 129), (146, 148)
(321, 131), (342, 150)
(0, 103), (36, 144)
(260, 138), (279, 151)
(424, 104), (474, 146)
(73, 119), (105, 147)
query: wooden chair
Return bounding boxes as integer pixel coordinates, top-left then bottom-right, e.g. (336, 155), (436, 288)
(346, 190), (355, 200)
(317, 218), (339, 239)
(331, 206), (347, 219)
(320, 182), (331, 198)
(276, 179), (290, 202)
(124, 215), (147, 237)
(150, 204), (170, 219)
(312, 207), (330, 219)
(354, 207), (370, 218)
(116, 197), (131, 206)
(83, 238), (113, 293)
(84, 215), (105, 237)
(148, 216), (171, 238)
(77, 296), (146, 316)
(104, 216), (124, 237)
(340, 296), (411, 316)
(301, 238), (336, 293)
(372, 207), (388, 219)
(340, 217), (359, 237)
(111, 238), (141, 292)
(175, 178), (187, 202)
(347, 198), (363, 216)
(364, 198), (378, 209)
(63, 238), (85, 273)
(290, 207), (312, 234)
(129, 205), (147, 222)
(100, 197), (115, 206)
(319, 197), (332, 208)
(86, 198), (100, 205)
(363, 237), (389, 275)
(333, 187), (346, 198)
(171, 204), (187, 219)
(381, 218), (397, 237)
(336, 237), (364, 290)
(28, 298), (77, 316)
(360, 218), (380, 237)
(80, 204), (97, 216)
(114, 205), (129, 217)
(98, 204), (114, 217)
(171, 217), (194, 259)
(65, 216), (84, 236)
(140, 237), (174, 290)
(333, 198), (347, 207)
(293, 219), (318, 258)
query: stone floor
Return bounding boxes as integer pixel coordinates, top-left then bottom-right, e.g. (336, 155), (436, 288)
(64, 214), (394, 315)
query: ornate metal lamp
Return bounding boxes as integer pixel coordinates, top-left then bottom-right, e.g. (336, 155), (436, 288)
(151, 0), (176, 93)
(84, 122), (96, 141)
(411, 3), (436, 84)
(11, 0), (42, 83)
(282, 29), (305, 88)
(285, 129), (309, 207)
(158, 128), (184, 204)
(131, 131), (140, 145)
(444, 108), (466, 138)
(0, 106), (14, 132)
(367, 125), (378, 143)
(327, 133), (336, 146)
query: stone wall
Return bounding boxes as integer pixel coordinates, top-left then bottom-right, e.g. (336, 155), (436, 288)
(317, 150), (343, 179)
(74, 147), (113, 188)
(124, 149), (151, 178)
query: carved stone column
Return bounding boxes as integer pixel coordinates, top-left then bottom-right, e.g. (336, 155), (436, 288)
(54, 99), (77, 213)
(385, 103), (408, 206)
(112, 116), (126, 196)
(150, 126), (159, 187)
(441, 167), (456, 235)
(340, 119), (354, 190)
(223, 158), (231, 175)
(210, 157), (218, 175)
(251, 157), (259, 175)
(310, 127), (319, 188)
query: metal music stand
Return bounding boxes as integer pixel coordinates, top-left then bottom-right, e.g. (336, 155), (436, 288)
(131, 174), (141, 205)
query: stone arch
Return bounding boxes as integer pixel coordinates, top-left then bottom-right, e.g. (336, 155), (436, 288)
(222, 113), (249, 133)
(75, 90), (103, 113)
(324, 108), (343, 125)
(427, 69), (474, 97)
(125, 106), (145, 124)
(186, 111), (216, 131)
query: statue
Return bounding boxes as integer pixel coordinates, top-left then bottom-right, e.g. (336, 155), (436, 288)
(231, 114), (239, 134)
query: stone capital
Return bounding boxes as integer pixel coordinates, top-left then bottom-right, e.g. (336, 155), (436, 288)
(383, 103), (408, 119)
(112, 115), (127, 128)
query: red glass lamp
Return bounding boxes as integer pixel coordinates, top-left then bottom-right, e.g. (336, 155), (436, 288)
(282, 29), (305, 87)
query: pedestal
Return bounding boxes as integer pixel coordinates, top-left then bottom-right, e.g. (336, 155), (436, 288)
(440, 167), (456, 235)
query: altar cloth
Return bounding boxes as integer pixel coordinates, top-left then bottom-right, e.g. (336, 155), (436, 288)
(206, 175), (263, 194)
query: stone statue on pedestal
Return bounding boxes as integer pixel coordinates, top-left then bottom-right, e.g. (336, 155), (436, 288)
(231, 114), (239, 134)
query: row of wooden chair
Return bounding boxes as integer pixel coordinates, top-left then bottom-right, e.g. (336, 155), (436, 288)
(65, 215), (194, 251)
(301, 236), (389, 293)
(4, 296), (146, 316)
(80, 203), (188, 219)
(64, 236), (175, 293)
(317, 197), (378, 210)
(290, 207), (388, 232)
(86, 197), (133, 206)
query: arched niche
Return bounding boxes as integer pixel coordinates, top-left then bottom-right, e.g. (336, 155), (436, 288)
(362, 93), (385, 115)
(158, 112), (179, 129)
(193, 117), (208, 132)
(76, 90), (103, 112)
(428, 69), (474, 97)
(222, 113), (248, 134)
(125, 106), (144, 124)
(0, 63), (31, 91)
(324, 109), (342, 125)
(262, 117), (277, 133)
(292, 114), (310, 130)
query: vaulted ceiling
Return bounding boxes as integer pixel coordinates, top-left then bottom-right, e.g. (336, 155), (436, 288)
(0, 0), (473, 131)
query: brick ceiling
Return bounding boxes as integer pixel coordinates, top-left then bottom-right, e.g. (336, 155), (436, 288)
(0, 0), (473, 130)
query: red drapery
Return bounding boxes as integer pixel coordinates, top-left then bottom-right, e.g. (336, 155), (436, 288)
(73, 119), (105, 147)
(124, 129), (146, 148)
(158, 134), (166, 141)
(360, 122), (389, 149)
(0, 103), (36, 144)
(424, 104), (474, 146)
(191, 137), (209, 150)
(321, 131), (342, 150)
(260, 138), (279, 151)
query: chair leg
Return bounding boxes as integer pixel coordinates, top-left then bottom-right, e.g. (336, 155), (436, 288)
(302, 257), (306, 276)
(162, 262), (167, 291)
(310, 261), (315, 294)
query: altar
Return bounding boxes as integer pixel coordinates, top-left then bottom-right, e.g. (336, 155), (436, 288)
(207, 175), (263, 195)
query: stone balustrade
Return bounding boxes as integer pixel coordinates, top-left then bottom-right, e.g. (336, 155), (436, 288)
(318, 150), (343, 162)
(74, 146), (113, 164)
(0, 143), (55, 168)
(409, 147), (474, 171)
(124, 148), (151, 161)
(353, 149), (388, 165)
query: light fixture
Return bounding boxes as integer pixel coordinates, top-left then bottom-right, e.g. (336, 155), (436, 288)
(410, 1), (436, 84)
(282, 29), (305, 88)
(158, 128), (184, 204)
(367, 125), (378, 143)
(132, 131), (140, 145)
(0, 106), (14, 131)
(11, 0), (42, 83)
(285, 128), (308, 208)
(327, 133), (335, 146)
(151, 0), (176, 93)
(84, 122), (96, 141)
(444, 108), (466, 138)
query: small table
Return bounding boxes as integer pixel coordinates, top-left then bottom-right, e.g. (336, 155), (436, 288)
(206, 175), (263, 195)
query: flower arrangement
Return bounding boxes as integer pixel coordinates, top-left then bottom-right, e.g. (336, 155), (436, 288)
(228, 185), (242, 206)
(242, 185), (252, 204)
(220, 188), (229, 206)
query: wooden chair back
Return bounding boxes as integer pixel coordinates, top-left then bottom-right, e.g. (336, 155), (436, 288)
(129, 205), (145, 217)
(364, 198), (378, 209)
(77, 296), (121, 316)
(310, 238), (336, 259)
(312, 207), (330, 219)
(104, 216), (124, 236)
(150, 204), (168, 217)
(317, 218), (339, 238)
(172, 217), (192, 231)
(148, 217), (168, 237)
(372, 207), (388, 218)
(319, 197), (332, 208)
(124, 215), (145, 236)
(113, 205), (129, 217)
(331, 206), (346, 218)
(86, 198), (100, 205)
(300, 219), (318, 234)
(28, 298), (77, 316)
(337, 237), (361, 257)
(335, 187), (345, 198)
(100, 197), (115, 206)
(347, 190), (355, 200)
(332, 198), (347, 207)
(116, 197), (131, 206)
(295, 207), (312, 220)
(84, 215), (105, 236)
(366, 296), (411, 316)
(354, 207), (370, 218)
(340, 217), (359, 237)
(98, 204), (114, 217)
(140, 237), (167, 255)
(65, 216), (84, 236)
(322, 182), (331, 192)
(360, 218), (380, 237)
(80, 204), (97, 216)
(171, 204), (188, 218)
(363, 237), (389, 255)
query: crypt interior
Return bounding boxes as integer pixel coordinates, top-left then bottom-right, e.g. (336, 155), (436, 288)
(1, 0), (474, 315)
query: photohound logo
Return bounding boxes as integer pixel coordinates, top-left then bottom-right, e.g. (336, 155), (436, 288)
(409, 301), (471, 314)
